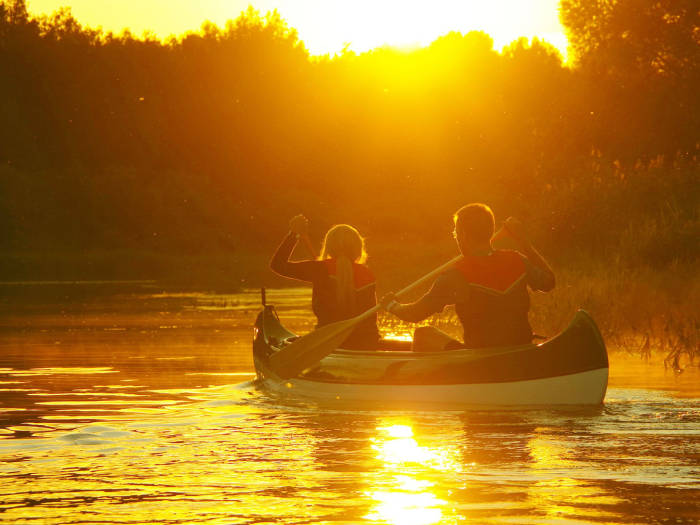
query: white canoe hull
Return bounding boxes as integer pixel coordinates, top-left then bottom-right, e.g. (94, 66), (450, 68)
(258, 365), (608, 406)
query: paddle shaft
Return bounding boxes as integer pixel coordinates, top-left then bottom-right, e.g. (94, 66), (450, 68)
(350, 254), (463, 323)
(394, 254), (463, 298)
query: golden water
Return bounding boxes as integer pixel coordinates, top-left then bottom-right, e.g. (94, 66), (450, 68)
(0, 286), (698, 524)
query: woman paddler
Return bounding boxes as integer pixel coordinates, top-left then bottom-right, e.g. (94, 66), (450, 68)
(270, 215), (380, 349)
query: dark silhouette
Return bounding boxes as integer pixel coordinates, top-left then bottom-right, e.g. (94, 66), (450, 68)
(270, 215), (380, 349)
(382, 204), (555, 350)
(0, 0), (696, 258)
(0, 0), (696, 356)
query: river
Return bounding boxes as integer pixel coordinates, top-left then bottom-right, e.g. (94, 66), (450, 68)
(0, 285), (698, 524)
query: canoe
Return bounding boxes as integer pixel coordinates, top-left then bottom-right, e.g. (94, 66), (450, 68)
(253, 306), (608, 406)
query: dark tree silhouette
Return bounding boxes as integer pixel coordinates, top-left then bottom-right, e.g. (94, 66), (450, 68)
(560, 0), (699, 163)
(0, 0), (696, 275)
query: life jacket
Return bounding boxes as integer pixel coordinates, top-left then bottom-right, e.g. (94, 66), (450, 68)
(453, 250), (532, 347)
(454, 250), (526, 295)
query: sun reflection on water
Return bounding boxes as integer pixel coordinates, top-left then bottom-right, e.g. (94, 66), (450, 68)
(1, 288), (698, 524)
(364, 422), (460, 525)
(382, 331), (413, 343)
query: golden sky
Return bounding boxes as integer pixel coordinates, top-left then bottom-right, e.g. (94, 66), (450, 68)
(27, 0), (568, 57)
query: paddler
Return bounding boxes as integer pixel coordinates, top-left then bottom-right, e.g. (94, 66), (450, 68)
(270, 215), (380, 349)
(382, 203), (555, 351)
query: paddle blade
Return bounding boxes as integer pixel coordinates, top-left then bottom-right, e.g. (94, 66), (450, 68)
(269, 318), (357, 379)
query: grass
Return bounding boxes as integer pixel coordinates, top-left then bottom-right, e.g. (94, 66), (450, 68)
(529, 258), (698, 369)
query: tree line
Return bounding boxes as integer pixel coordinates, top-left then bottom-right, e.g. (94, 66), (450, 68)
(0, 0), (697, 268)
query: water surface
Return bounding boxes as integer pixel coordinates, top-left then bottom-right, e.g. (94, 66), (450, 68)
(0, 286), (698, 524)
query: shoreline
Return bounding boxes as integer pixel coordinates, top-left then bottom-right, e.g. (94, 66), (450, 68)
(1, 251), (697, 363)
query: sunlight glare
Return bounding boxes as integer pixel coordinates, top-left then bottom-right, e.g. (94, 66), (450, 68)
(381, 424), (414, 438)
(365, 490), (446, 525)
(27, 0), (568, 58)
(364, 419), (463, 525)
(382, 331), (413, 342)
(285, 0), (567, 58)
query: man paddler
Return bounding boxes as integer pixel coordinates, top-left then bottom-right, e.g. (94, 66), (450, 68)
(382, 203), (555, 351)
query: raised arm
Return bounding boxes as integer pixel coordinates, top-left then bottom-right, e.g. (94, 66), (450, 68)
(501, 217), (555, 292)
(270, 215), (318, 283)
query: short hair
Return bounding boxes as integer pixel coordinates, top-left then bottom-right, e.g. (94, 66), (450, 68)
(453, 203), (495, 243)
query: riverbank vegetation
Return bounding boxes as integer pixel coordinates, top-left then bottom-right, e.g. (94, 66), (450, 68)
(0, 0), (697, 362)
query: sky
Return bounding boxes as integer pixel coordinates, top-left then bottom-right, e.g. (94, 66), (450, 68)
(27, 0), (569, 58)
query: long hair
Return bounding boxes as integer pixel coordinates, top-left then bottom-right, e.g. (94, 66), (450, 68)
(319, 224), (367, 315)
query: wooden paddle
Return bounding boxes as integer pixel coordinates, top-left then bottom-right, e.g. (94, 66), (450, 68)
(269, 254), (464, 379)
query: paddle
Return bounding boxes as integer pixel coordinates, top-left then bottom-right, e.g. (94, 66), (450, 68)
(269, 254), (464, 379)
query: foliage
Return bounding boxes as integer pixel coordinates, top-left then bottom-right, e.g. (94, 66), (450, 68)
(0, 0), (697, 356)
(560, 0), (699, 161)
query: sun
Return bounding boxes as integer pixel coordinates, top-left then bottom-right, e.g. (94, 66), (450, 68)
(27, 0), (568, 59)
(279, 0), (568, 58)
